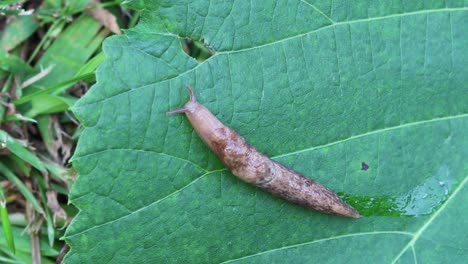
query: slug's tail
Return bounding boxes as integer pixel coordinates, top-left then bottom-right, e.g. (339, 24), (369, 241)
(259, 162), (361, 218)
(166, 84), (197, 115)
(332, 201), (361, 218)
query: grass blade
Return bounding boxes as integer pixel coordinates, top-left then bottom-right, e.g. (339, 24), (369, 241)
(36, 176), (55, 247)
(13, 72), (94, 105)
(0, 15), (39, 51)
(0, 185), (15, 254)
(0, 163), (44, 215)
(0, 130), (46, 173)
(0, 202), (16, 254)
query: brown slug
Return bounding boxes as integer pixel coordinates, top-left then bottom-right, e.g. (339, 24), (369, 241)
(167, 85), (360, 218)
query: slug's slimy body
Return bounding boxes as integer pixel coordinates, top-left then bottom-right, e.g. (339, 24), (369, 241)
(168, 85), (360, 218)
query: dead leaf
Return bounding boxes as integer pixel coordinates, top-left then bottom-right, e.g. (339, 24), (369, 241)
(86, 1), (122, 34)
(46, 190), (67, 226)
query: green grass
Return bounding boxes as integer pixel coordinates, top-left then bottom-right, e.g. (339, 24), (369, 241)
(0, 1), (145, 262)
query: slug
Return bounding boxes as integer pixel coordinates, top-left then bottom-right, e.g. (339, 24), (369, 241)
(167, 85), (360, 218)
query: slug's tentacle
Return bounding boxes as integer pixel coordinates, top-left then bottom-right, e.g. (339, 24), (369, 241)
(166, 108), (188, 115)
(166, 85), (197, 115)
(168, 85), (361, 218)
(186, 84), (197, 103)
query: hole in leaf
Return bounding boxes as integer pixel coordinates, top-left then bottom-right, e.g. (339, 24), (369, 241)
(361, 161), (369, 171)
(181, 38), (215, 62)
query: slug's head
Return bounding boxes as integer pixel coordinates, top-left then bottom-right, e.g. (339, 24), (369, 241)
(167, 84), (199, 115)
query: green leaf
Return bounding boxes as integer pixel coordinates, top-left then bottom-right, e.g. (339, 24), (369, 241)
(65, 1), (468, 263)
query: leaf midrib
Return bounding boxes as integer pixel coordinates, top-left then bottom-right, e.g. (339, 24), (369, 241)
(74, 113), (467, 175)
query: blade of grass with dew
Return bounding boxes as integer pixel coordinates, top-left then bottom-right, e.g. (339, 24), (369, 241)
(0, 163), (44, 215)
(0, 130), (46, 173)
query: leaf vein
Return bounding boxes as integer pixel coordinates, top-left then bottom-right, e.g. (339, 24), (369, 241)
(74, 8), (467, 110)
(300, 0), (336, 23)
(74, 148), (208, 173)
(221, 231), (413, 263)
(67, 169), (225, 238)
(274, 113), (468, 159)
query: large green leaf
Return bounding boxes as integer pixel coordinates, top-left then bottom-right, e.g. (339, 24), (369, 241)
(64, 1), (468, 263)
